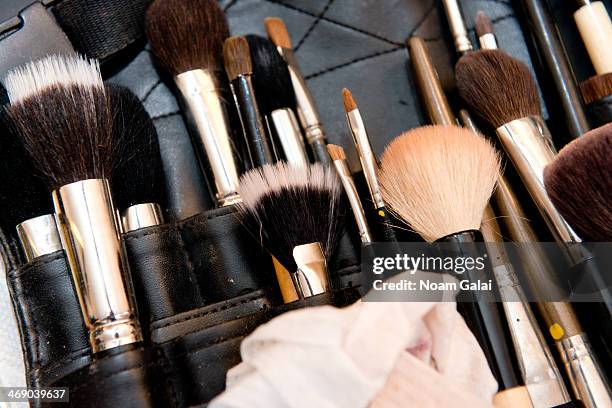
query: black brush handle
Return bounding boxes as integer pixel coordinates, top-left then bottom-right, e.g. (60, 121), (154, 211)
(373, 206), (399, 243)
(231, 76), (275, 167)
(518, 0), (590, 140)
(586, 94), (612, 127)
(438, 230), (520, 390)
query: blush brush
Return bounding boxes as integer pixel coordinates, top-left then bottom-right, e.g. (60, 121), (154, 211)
(146, 0), (241, 206)
(5, 54), (142, 353)
(265, 17), (331, 165)
(237, 163), (345, 302)
(378, 124), (521, 390)
(246, 34), (309, 168)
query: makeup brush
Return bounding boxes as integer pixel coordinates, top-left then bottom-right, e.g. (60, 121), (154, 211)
(246, 34), (309, 168)
(378, 125), (521, 390)
(265, 17), (331, 165)
(5, 54), (142, 353)
(237, 163), (344, 302)
(440, 0), (472, 55)
(342, 88), (398, 243)
(106, 84), (166, 232)
(573, 0), (612, 76)
(544, 123), (612, 242)
(223, 36), (275, 169)
(475, 11), (498, 50)
(146, 0), (241, 206)
(327, 145), (371, 244)
(580, 72), (612, 105)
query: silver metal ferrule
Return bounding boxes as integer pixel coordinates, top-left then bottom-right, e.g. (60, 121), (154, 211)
(16, 214), (62, 262)
(479, 33), (498, 50)
(558, 333), (612, 408)
(496, 116), (580, 243)
(277, 47), (325, 142)
(270, 108), (309, 167)
(346, 109), (385, 209)
(175, 69), (241, 206)
(441, 0), (473, 54)
(291, 242), (329, 299)
(332, 159), (372, 244)
(122, 203), (164, 233)
(53, 179), (142, 353)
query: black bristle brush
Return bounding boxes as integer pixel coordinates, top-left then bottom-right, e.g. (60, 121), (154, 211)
(4, 54), (142, 353)
(378, 125), (521, 390)
(245, 34), (309, 168)
(223, 36), (275, 168)
(237, 163), (345, 302)
(146, 0), (242, 207)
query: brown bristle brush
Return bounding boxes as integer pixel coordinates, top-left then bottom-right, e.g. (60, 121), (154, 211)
(4, 54), (142, 353)
(474, 11), (497, 49)
(580, 71), (612, 105)
(237, 163), (345, 302)
(146, 0), (241, 207)
(378, 124), (521, 390)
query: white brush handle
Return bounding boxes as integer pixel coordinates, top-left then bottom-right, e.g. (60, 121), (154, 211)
(575, 2), (612, 75)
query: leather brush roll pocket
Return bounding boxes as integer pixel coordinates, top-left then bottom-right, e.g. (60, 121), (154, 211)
(7, 251), (91, 388)
(149, 290), (272, 406)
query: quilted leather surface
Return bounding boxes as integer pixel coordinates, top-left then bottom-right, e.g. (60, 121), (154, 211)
(107, 0), (539, 221)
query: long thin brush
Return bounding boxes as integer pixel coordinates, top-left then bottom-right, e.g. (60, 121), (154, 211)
(4, 54), (142, 353)
(146, 0), (241, 206)
(378, 125), (521, 390)
(475, 11), (498, 50)
(342, 88), (398, 243)
(265, 17), (331, 165)
(246, 34), (309, 167)
(223, 36), (275, 168)
(237, 163), (344, 301)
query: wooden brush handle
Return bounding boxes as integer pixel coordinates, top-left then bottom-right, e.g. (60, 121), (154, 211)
(575, 2), (612, 75)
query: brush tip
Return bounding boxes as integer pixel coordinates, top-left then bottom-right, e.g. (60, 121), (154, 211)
(342, 88), (357, 112)
(265, 17), (292, 49)
(223, 36), (253, 81)
(579, 72), (612, 105)
(474, 11), (493, 38)
(327, 144), (346, 161)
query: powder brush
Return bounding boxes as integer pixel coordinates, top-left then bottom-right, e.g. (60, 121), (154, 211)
(146, 0), (241, 206)
(378, 125), (521, 390)
(246, 34), (309, 167)
(265, 17), (331, 165)
(342, 88), (398, 243)
(4, 54), (142, 353)
(580, 72), (612, 105)
(223, 36), (275, 169)
(237, 163), (344, 302)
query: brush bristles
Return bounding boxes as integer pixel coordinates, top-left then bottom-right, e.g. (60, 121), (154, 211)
(4, 54), (113, 189)
(223, 36), (252, 81)
(475, 11), (493, 38)
(455, 49), (541, 128)
(146, 0), (229, 75)
(265, 17), (292, 49)
(327, 144), (346, 161)
(378, 125), (500, 242)
(238, 163), (344, 271)
(544, 123), (612, 241)
(246, 34), (296, 114)
(342, 88), (357, 112)
(579, 72), (612, 105)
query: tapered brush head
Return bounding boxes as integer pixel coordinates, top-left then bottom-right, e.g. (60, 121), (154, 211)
(327, 144), (346, 161)
(265, 17), (292, 49)
(579, 72), (612, 105)
(238, 163), (345, 272)
(455, 49), (541, 128)
(4, 54), (113, 190)
(245, 34), (296, 114)
(378, 125), (501, 242)
(146, 0), (229, 75)
(475, 11), (494, 38)
(223, 36), (252, 81)
(108, 84), (167, 211)
(544, 123), (612, 241)
(342, 88), (357, 112)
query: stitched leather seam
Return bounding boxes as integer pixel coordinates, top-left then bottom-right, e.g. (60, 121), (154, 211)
(122, 224), (175, 241)
(224, 0), (240, 11)
(34, 348), (91, 376)
(152, 111), (180, 120)
(294, 0), (335, 51)
(306, 46), (403, 79)
(142, 77), (162, 103)
(153, 293), (266, 329)
(8, 252), (65, 279)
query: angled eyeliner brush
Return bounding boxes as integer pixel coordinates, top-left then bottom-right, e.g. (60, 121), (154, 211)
(342, 88), (398, 243)
(223, 36), (275, 168)
(265, 17), (331, 165)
